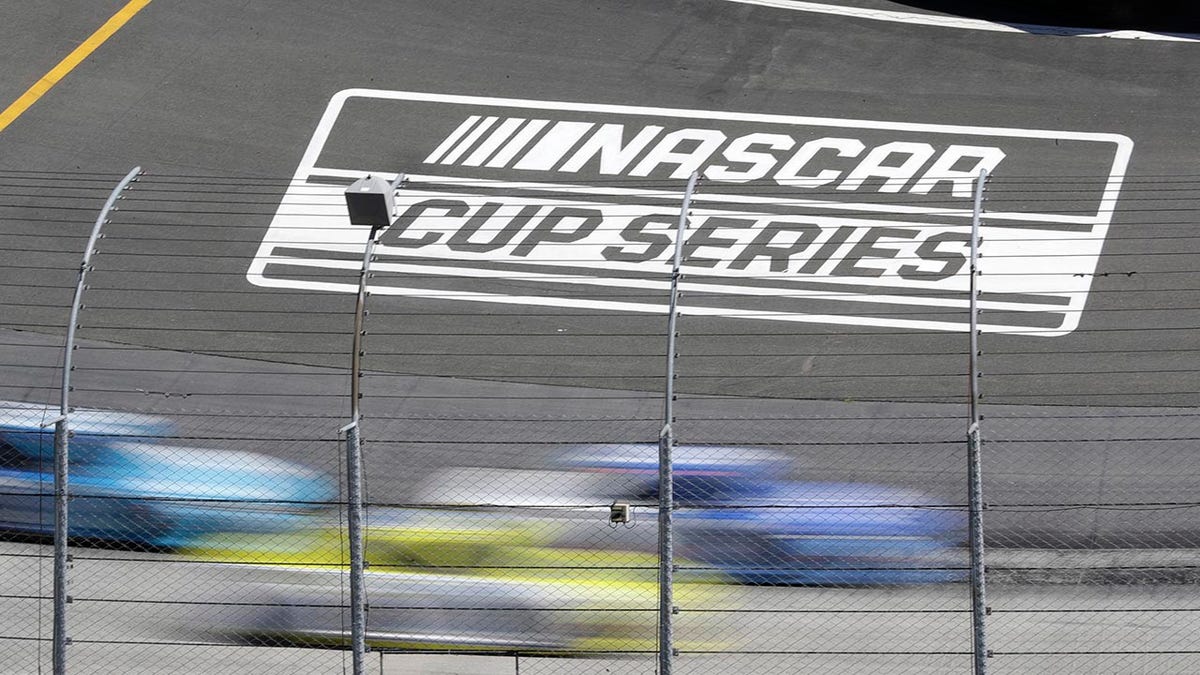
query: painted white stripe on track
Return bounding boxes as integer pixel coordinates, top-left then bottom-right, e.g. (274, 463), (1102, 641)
(723, 0), (1200, 42)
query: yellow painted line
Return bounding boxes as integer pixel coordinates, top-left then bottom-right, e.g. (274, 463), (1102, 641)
(0, 0), (154, 134)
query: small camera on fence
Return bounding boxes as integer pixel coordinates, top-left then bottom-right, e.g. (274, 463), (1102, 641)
(609, 501), (631, 524)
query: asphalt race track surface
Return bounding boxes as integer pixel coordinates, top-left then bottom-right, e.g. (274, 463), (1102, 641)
(2, 0), (1197, 402)
(1, 2), (1199, 673)
(0, 0), (1196, 514)
(1, 0), (1198, 530)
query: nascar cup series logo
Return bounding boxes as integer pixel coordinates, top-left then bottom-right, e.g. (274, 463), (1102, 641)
(247, 90), (1132, 336)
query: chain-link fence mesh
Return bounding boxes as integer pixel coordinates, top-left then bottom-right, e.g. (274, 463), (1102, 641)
(353, 183), (675, 672)
(1, 168), (1198, 673)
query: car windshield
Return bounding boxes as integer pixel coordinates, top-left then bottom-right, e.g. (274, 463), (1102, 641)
(0, 439), (44, 470)
(625, 474), (775, 503)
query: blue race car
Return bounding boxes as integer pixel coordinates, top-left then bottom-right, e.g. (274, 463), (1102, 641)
(558, 444), (966, 585)
(0, 400), (173, 459)
(0, 401), (334, 548)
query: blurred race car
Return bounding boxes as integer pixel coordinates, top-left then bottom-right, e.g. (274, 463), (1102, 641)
(0, 400), (173, 459)
(186, 514), (727, 655)
(0, 401), (334, 548)
(559, 444), (966, 585)
(415, 445), (965, 585)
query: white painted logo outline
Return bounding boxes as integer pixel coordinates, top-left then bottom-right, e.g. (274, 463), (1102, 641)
(247, 89), (1133, 336)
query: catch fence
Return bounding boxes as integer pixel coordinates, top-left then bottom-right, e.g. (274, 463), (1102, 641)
(0, 168), (1197, 674)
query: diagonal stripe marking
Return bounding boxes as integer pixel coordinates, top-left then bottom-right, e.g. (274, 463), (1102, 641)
(0, 0), (155, 134)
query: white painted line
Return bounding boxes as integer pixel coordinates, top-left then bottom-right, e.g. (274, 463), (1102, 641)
(249, 264), (1038, 336)
(261, 252), (1070, 313)
(723, 0), (1200, 42)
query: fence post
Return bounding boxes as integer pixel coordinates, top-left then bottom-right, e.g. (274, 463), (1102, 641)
(339, 220), (381, 675)
(967, 168), (990, 675)
(339, 172), (405, 673)
(658, 171), (699, 675)
(51, 166), (142, 675)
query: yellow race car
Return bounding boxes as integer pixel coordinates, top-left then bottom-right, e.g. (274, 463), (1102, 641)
(184, 511), (729, 656)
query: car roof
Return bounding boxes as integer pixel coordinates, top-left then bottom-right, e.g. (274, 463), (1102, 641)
(0, 401), (173, 456)
(412, 467), (614, 507)
(556, 443), (791, 477)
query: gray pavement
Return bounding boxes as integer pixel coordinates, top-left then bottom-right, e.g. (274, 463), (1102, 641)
(0, 0), (1197, 407)
(1, 2), (1198, 672)
(3, 541), (1199, 674)
(2, 329), (1197, 547)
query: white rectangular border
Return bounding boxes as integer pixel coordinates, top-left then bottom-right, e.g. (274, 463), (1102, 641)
(248, 89), (1134, 337)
